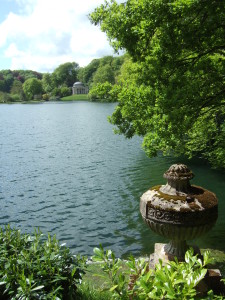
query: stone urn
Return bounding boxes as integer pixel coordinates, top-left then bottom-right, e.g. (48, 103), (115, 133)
(140, 164), (218, 260)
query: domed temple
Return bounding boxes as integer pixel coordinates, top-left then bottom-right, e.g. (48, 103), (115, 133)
(72, 82), (89, 95)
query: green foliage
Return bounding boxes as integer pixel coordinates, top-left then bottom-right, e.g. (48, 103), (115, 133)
(0, 70), (42, 94)
(90, 0), (225, 168)
(92, 246), (224, 299)
(92, 64), (115, 85)
(78, 59), (100, 85)
(0, 57), (126, 103)
(42, 73), (54, 93)
(0, 79), (6, 92)
(0, 92), (12, 103)
(10, 94), (23, 102)
(89, 82), (118, 102)
(42, 93), (50, 101)
(78, 283), (112, 300)
(50, 86), (71, 98)
(52, 62), (79, 87)
(59, 86), (71, 97)
(93, 245), (127, 299)
(2, 73), (14, 93)
(23, 78), (43, 100)
(10, 80), (25, 101)
(10, 80), (23, 95)
(78, 55), (125, 87)
(0, 225), (85, 299)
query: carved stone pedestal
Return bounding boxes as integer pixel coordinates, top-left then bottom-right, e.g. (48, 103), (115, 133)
(149, 243), (201, 268)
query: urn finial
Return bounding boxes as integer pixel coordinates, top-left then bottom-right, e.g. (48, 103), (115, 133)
(160, 163), (194, 195)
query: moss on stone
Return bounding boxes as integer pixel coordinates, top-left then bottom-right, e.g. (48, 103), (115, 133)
(149, 185), (218, 211)
(150, 185), (187, 202)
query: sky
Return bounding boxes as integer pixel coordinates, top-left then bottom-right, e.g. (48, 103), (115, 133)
(0, 0), (122, 73)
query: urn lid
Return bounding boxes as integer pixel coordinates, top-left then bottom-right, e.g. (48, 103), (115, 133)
(163, 164), (194, 181)
(140, 163), (218, 214)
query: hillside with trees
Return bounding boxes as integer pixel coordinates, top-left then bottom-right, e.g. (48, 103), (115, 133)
(0, 69), (42, 102)
(0, 55), (125, 103)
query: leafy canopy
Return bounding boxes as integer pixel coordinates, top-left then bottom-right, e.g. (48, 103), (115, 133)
(52, 62), (79, 87)
(23, 78), (43, 100)
(90, 0), (225, 168)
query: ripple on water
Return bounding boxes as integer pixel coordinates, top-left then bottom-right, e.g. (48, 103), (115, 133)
(0, 102), (225, 257)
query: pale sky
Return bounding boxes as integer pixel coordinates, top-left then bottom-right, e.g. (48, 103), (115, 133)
(0, 0), (122, 72)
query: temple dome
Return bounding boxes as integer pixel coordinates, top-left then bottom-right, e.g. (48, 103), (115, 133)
(73, 81), (84, 86)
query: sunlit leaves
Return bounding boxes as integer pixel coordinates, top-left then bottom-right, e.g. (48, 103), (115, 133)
(90, 0), (225, 168)
(93, 246), (215, 299)
(0, 225), (85, 299)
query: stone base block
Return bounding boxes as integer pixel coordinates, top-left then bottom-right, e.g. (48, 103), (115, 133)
(149, 243), (202, 267)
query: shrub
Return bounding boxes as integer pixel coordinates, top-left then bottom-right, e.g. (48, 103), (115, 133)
(89, 82), (113, 102)
(0, 92), (12, 103)
(0, 225), (85, 299)
(93, 246), (224, 299)
(51, 87), (61, 97)
(60, 86), (71, 97)
(49, 95), (61, 101)
(10, 94), (22, 102)
(42, 93), (50, 101)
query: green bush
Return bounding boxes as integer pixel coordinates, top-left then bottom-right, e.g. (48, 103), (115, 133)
(51, 87), (61, 97)
(10, 94), (23, 102)
(0, 225), (85, 299)
(89, 82), (114, 102)
(42, 93), (50, 101)
(92, 246), (224, 299)
(0, 92), (12, 103)
(60, 86), (71, 97)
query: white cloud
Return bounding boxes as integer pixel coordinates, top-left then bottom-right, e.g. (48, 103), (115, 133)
(0, 0), (122, 72)
(4, 43), (22, 57)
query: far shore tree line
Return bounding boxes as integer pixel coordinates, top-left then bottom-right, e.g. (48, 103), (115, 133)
(0, 55), (127, 103)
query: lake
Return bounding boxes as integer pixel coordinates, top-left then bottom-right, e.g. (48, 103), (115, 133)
(0, 101), (224, 258)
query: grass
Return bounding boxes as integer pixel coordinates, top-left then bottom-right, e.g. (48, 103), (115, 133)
(78, 284), (112, 300)
(204, 249), (225, 276)
(78, 263), (114, 299)
(78, 260), (129, 299)
(61, 94), (89, 101)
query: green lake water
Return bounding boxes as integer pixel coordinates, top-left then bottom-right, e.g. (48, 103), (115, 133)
(0, 101), (224, 257)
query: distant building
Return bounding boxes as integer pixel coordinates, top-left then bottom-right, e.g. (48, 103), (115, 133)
(72, 82), (89, 95)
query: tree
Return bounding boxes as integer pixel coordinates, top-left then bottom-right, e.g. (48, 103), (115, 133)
(77, 55), (125, 86)
(4, 72), (14, 93)
(52, 62), (79, 87)
(90, 0), (225, 168)
(0, 79), (6, 92)
(42, 73), (54, 93)
(89, 82), (114, 101)
(23, 78), (43, 100)
(10, 80), (23, 94)
(10, 79), (25, 101)
(92, 64), (115, 85)
(77, 59), (100, 85)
